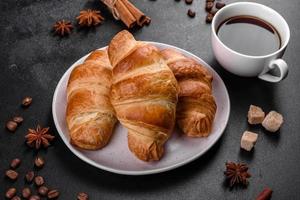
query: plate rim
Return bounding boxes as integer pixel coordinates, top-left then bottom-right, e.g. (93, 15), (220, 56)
(52, 41), (231, 175)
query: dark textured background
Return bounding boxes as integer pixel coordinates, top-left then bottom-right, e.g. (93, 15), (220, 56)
(1, 0), (300, 199)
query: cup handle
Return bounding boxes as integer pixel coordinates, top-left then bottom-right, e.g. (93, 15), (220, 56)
(258, 59), (288, 83)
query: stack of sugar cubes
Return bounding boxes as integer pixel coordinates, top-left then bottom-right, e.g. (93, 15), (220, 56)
(241, 105), (284, 151)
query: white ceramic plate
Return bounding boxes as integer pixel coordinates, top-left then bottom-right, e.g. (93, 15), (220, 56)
(52, 42), (230, 175)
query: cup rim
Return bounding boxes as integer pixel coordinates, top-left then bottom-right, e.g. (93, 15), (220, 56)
(211, 2), (290, 59)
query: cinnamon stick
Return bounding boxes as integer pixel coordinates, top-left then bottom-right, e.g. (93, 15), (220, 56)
(115, 0), (136, 28)
(120, 0), (147, 26)
(101, 0), (151, 28)
(144, 16), (151, 26)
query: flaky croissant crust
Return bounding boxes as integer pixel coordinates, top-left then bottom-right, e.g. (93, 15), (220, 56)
(66, 49), (117, 150)
(161, 49), (217, 137)
(108, 30), (178, 161)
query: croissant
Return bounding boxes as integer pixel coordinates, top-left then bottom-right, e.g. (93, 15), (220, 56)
(108, 30), (178, 161)
(161, 49), (217, 137)
(66, 49), (117, 150)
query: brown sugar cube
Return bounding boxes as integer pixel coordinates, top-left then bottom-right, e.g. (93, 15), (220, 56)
(247, 105), (265, 124)
(262, 111), (283, 132)
(241, 131), (258, 151)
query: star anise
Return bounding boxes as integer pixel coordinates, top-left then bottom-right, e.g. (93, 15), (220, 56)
(53, 20), (73, 36)
(224, 162), (251, 187)
(76, 9), (104, 27)
(25, 125), (55, 149)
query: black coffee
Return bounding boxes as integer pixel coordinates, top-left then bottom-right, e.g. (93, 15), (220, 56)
(217, 15), (281, 56)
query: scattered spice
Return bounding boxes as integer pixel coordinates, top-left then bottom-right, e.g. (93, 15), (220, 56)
(48, 189), (60, 199)
(22, 96), (33, 107)
(77, 192), (89, 200)
(216, 2), (226, 9)
(5, 187), (17, 199)
(256, 188), (273, 200)
(185, 0), (193, 4)
(25, 171), (35, 183)
(76, 9), (104, 27)
(53, 20), (73, 36)
(6, 169), (19, 180)
(22, 187), (32, 199)
(206, 1), (214, 11)
(34, 156), (45, 168)
(187, 9), (196, 18)
(206, 13), (214, 23)
(25, 125), (55, 150)
(13, 116), (24, 124)
(34, 176), (45, 186)
(4, 99), (59, 200)
(38, 186), (49, 196)
(10, 158), (21, 169)
(6, 120), (18, 132)
(224, 162), (251, 187)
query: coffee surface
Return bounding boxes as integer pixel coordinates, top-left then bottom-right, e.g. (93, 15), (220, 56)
(217, 15), (281, 56)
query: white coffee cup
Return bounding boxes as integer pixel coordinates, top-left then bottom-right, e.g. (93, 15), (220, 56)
(211, 2), (290, 82)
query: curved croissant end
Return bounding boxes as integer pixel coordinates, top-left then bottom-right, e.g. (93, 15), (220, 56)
(108, 30), (138, 68)
(161, 48), (217, 137)
(66, 49), (117, 150)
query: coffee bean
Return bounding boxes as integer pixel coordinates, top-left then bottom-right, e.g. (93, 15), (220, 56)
(13, 116), (23, 124)
(187, 9), (196, 18)
(6, 120), (18, 132)
(10, 158), (21, 169)
(34, 156), (45, 168)
(22, 96), (32, 107)
(206, 13), (214, 23)
(6, 169), (18, 180)
(12, 196), (21, 200)
(34, 176), (44, 186)
(22, 187), (32, 199)
(47, 189), (59, 199)
(216, 2), (226, 9)
(185, 0), (193, 4)
(77, 192), (89, 200)
(38, 186), (49, 196)
(206, 2), (214, 11)
(29, 195), (41, 200)
(25, 171), (35, 183)
(5, 187), (17, 199)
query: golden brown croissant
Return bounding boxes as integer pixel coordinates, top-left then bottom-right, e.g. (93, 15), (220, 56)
(66, 49), (117, 150)
(108, 30), (178, 161)
(161, 49), (217, 137)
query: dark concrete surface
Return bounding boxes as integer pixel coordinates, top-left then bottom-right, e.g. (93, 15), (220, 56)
(1, 0), (300, 199)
